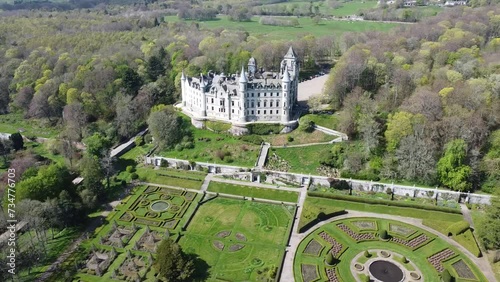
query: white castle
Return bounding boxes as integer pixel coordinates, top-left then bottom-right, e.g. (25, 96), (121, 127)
(180, 46), (300, 134)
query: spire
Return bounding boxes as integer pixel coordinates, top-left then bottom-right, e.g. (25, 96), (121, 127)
(285, 46), (297, 59)
(282, 66), (290, 83)
(181, 70), (186, 80)
(239, 65), (247, 83)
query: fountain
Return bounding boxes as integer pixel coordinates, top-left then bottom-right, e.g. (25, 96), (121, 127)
(368, 260), (405, 282)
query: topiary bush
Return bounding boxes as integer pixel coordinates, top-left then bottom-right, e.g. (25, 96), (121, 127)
(364, 250), (371, 258)
(325, 252), (335, 266)
(446, 220), (470, 236)
(380, 229), (388, 240)
(440, 269), (454, 282)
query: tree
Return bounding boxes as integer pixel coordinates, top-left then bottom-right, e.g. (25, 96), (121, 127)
(477, 191), (500, 250)
(437, 139), (472, 191)
(16, 164), (72, 201)
(396, 133), (437, 184)
(63, 102), (87, 140)
(80, 155), (104, 196)
(154, 239), (195, 282)
(83, 133), (112, 157)
(147, 107), (186, 149)
(146, 54), (166, 82)
(9, 132), (24, 151)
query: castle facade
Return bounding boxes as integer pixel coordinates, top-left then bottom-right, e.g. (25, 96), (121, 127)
(179, 47), (300, 134)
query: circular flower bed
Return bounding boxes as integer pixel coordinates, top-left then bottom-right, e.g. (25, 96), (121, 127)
(160, 194), (172, 200)
(139, 199), (150, 206)
(145, 211), (158, 218)
(150, 200), (170, 212)
(354, 263), (364, 271)
(380, 250), (391, 258)
(410, 272), (421, 280)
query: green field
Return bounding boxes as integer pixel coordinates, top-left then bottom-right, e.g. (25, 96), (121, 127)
(269, 144), (332, 174)
(180, 197), (295, 281)
(301, 113), (339, 130)
(0, 112), (60, 138)
(135, 166), (207, 190)
(165, 15), (398, 40)
(207, 181), (299, 202)
(294, 217), (487, 282)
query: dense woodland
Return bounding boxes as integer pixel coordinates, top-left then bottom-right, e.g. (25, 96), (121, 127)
(0, 0), (499, 279)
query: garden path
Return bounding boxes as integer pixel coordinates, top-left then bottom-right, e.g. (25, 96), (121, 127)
(279, 210), (496, 282)
(460, 203), (475, 229)
(210, 176), (302, 193)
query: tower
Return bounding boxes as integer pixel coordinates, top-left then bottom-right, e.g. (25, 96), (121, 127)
(239, 66), (247, 123)
(281, 67), (291, 123)
(181, 70), (186, 107)
(248, 57), (257, 77)
(200, 74), (207, 117)
(282, 46), (299, 80)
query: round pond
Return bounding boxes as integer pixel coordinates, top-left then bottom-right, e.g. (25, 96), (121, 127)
(150, 200), (170, 212)
(368, 260), (404, 282)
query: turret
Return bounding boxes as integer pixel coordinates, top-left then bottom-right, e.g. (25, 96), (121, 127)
(181, 70), (186, 107)
(200, 74), (206, 117)
(281, 66), (291, 123)
(239, 66), (247, 123)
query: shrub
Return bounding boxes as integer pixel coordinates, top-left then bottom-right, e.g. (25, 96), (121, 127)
(440, 269), (454, 282)
(360, 274), (370, 282)
(215, 150), (225, 160)
(241, 135), (263, 145)
(160, 160), (169, 167)
(135, 136), (145, 147)
(247, 124), (283, 135)
(130, 173), (139, 180)
(400, 256), (408, 263)
(183, 141), (194, 149)
(287, 136), (294, 142)
(144, 133), (153, 143)
(175, 144), (183, 151)
(446, 220), (470, 236)
(380, 229), (388, 240)
(325, 252), (334, 266)
(364, 250), (371, 258)
(307, 192), (462, 214)
(126, 165), (136, 173)
(299, 117), (315, 132)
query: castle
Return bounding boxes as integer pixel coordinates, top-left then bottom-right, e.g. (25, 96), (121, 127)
(179, 46), (300, 134)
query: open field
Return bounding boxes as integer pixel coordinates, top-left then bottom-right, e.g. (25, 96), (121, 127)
(164, 15), (398, 40)
(0, 112), (60, 138)
(269, 144), (332, 174)
(207, 181), (299, 202)
(180, 197), (295, 281)
(294, 217), (487, 281)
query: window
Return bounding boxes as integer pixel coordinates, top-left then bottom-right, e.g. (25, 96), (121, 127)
(264, 110), (267, 114)
(270, 101), (273, 107)
(231, 101), (234, 106)
(232, 109), (234, 113)
(211, 98), (214, 103)
(276, 101), (279, 107)
(276, 93), (279, 97)
(258, 102), (261, 107)
(264, 101), (267, 107)
(251, 102), (254, 108)
(264, 93), (266, 97)
(251, 110), (254, 115)
(276, 110), (279, 115)
(252, 93), (254, 97)
(212, 107), (214, 110)
(257, 110), (260, 114)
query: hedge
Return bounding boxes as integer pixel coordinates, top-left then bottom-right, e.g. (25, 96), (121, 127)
(307, 192), (462, 214)
(446, 220), (470, 236)
(247, 123), (283, 135)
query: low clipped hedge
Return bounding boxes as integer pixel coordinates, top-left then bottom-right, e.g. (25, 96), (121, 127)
(446, 220), (470, 236)
(247, 123), (283, 135)
(307, 192), (462, 214)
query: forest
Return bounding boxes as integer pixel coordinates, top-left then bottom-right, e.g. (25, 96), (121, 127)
(0, 0), (498, 280)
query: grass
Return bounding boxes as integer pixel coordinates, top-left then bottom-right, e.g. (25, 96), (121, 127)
(134, 166), (207, 190)
(262, 128), (334, 146)
(0, 112), (60, 138)
(453, 230), (482, 258)
(159, 115), (260, 167)
(294, 217), (487, 282)
(270, 144), (332, 174)
(25, 141), (66, 165)
(180, 197), (294, 281)
(165, 15), (398, 40)
(307, 195), (464, 222)
(301, 113), (339, 130)
(207, 181), (299, 203)
(15, 228), (80, 282)
(298, 196), (345, 232)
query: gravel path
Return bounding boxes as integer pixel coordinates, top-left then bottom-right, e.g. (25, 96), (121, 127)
(297, 75), (329, 102)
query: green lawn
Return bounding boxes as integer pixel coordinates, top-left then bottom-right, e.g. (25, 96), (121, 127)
(327, 0), (378, 16)
(0, 112), (60, 138)
(301, 113), (339, 130)
(262, 128), (334, 146)
(16, 228), (80, 282)
(180, 197), (295, 281)
(207, 181), (299, 203)
(298, 196), (345, 232)
(307, 196), (464, 222)
(294, 217), (487, 282)
(134, 166), (206, 190)
(269, 144), (332, 174)
(165, 15), (398, 40)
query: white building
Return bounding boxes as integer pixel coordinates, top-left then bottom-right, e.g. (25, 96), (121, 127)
(179, 47), (300, 134)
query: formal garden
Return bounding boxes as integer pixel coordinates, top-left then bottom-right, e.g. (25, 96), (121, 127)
(294, 217), (487, 282)
(179, 197), (295, 281)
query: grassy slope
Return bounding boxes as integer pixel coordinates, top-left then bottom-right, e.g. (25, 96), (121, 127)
(298, 196), (345, 231)
(270, 144), (332, 174)
(300, 113), (339, 130)
(165, 15), (397, 40)
(207, 181), (299, 202)
(0, 113), (60, 138)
